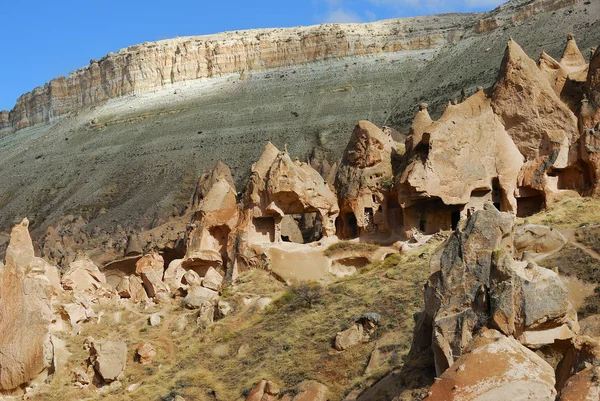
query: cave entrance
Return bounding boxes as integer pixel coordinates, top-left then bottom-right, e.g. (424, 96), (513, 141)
(516, 187), (545, 217)
(411, 198), (463, 234)
(364, 208), (376, 234)
(554, 162), (593, 195)
(281, 213), (323, 244)
(387, 196), (403, 231)
(251, 217), (275, 243)
(492, 178), (503, 211)
(337, 212), (359, 240)
(208, 225), (230, 270)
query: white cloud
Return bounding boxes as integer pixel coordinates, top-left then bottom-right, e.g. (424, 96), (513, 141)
(322, 8), (363, 23)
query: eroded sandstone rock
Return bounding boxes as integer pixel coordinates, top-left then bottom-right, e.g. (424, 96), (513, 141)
(0, 218), (54, 392)
(412, 204), (576, 376)
(89, 339), (127, 383)
(135, 252), (168, 297)
(514, 224), (567, 257)
(136, 342), (156, 365)
(335, 121), (400, 240)
(246, 379), (280, 401)
(424, 330), (557, 401)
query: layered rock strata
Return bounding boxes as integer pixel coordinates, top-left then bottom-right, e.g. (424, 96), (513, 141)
(0, 0), (583, 134)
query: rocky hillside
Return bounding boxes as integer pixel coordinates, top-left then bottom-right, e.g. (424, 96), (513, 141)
(0, 9), (600, 398)
(0, 0), (599, 245)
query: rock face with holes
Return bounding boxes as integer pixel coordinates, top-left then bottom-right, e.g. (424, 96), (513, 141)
(184, 163), (239, 277)
(242, 142), (339, 243)
(0, 218), (55, 392)
(335, 121), (400, 240)
(398, 89), (523, 233)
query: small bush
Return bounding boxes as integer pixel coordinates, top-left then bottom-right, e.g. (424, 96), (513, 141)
(289, 282), (325, 310)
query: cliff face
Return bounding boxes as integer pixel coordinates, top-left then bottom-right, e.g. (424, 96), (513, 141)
(0, 0), (576, 133)
(0, 16), (473, 133)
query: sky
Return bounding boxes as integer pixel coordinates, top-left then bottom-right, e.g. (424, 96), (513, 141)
(0, 0), (504, 111)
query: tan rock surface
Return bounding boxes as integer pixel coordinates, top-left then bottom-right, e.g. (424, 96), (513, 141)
(558, 367), (600, 401)
(424, 330), (556, 401)
(0, 218), (54, 391)
(89, 339), (127, 383)
(136, 342), (157, 365)
(492, 39), (579, 163)
(135, 252), (168, 297)
(514, 224), (567, 257)
(335, 121), (400, 239)
(398, 89), (522, 225)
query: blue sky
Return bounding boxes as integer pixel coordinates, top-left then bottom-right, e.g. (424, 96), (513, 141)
(0, 0), (503, 111)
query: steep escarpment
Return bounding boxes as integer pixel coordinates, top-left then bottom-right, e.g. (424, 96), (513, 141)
(0, 14), (476, 133)
(0, 0), (583, 134)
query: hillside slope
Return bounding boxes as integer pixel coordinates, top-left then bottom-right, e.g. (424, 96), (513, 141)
(0, 0), (599, 240)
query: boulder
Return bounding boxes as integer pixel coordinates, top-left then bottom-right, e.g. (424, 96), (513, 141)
(514, 224), (567, 257)
(149, 313), (161, 326)
(136, 342), (156, 365)
(71, 367), (91, 388)
(490, 251), (578, 348)
(62, 257), (107, 293)
(424, 330), (556, 401)
(183, 286), (219, 309)
(119, 275), (149, 302)
(196, 300), (215, 327)
(411, 205), (577, 376)
(163, 258), (185, 290)
(558, 367), (600, 401)
(215, 300), (232, 319)
(420, 205), (515, 375)
(182, 269), (202, 286)
(334, 313), (380, 351)
(246, 379), (280, 401)
(89, 339), (127, 382)
(291, 381), (329, 401)
(202, 266), (223, 291)
(335, 324), (364, 351)
(0, 218), (54, 392)
(135, 253), (168, 297)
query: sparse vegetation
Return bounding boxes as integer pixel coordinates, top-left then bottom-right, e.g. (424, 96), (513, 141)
(324, 241), (379, 257)
(35, 238), (447, 401)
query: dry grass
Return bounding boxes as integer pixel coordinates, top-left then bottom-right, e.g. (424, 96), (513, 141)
(36, 238), (445, 401)
(575, 225), (600, 255)
(324, 241), (379, 257)
(520, 196), (600, 229)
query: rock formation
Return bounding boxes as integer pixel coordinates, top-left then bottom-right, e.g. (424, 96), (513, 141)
(241, 142), (339, 246)
(398, 89), (522, 233)
(184, 162), (239, 275)
(424, 329), (557, 401)
(335, 121), (401, 241)
(411, 204), (577, 377)
(0, 218), (55, 392)
(0, 14), (478, 133)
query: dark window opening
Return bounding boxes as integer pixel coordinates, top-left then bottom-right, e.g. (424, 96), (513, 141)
(451, 210), (460, 231)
